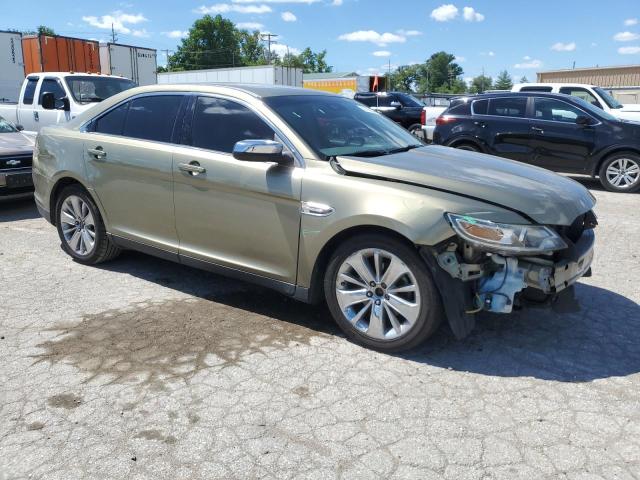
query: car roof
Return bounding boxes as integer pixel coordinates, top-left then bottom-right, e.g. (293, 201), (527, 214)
(25, 72), (131, 80)
(135, 83), (335, 99)
(512, 82), (598, 89)
(454, 91), (585, 101)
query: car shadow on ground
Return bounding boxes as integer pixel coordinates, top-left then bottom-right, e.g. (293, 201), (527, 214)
(95, 251), (640, 384)
(0, 196), (40, 222)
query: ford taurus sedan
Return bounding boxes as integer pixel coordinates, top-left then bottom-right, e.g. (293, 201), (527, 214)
(33, 85), (597, 352)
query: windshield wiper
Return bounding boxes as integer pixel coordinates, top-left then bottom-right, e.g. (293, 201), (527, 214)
(347, 144), (423, 158)
(387, 144), (422, 154)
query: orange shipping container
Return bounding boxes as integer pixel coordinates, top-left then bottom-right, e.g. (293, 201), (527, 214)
(22, 35), (101, 75)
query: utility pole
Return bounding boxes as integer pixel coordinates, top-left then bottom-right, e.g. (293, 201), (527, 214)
(387, 59), (391, 91)
(260, 33), (278, 64)
(111, 23), (118, 43)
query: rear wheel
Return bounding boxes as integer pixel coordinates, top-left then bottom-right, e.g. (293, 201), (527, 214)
(324, 234), (443, 352)
(454, 143), (480, 153)
(408, 124), (424, 141)
(598, 153), (640, 193)
(55, 185), (121, 264)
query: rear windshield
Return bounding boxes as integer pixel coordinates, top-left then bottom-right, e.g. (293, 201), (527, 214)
(0, 116), (17, 133)
(65, 76), (137, 104)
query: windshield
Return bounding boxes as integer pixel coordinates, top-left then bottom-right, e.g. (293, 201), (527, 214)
(396, 93), (424, 108)
(594, 87), (623, 109)
(571, 96), (618, 122)
(65, 76), (137, 104)
(264, 95), (422, 159)
(0, 116), (17, 133)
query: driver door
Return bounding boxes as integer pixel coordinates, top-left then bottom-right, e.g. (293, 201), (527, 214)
(173, 95), (302, 286)
(36, 77), (72, 127)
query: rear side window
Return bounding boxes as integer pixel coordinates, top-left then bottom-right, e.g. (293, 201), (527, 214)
(519, 86), (553, 92)
(122, 95), (183, 142)
(191, 97), (275, 153)
(447, 100), (471, 115)
(376, 95), (393, 107)
(472, 99), (488, 115)
(94, 102), (129, 136)
(488, 97), (527, 118)
(22, 78), (39, 105)
(39, 79), (66, 108)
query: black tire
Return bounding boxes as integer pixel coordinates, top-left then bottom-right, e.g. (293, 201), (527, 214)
(55, 184), (121, 264)
(598, 152), (640, 193)
(324, 234), (444, 352)
(454, 143), (480, 153)
(408, 123), (424, 141)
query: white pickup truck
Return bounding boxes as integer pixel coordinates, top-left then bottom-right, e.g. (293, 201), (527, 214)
(511, 83), (640, 122)
(0, 72), (136, 132)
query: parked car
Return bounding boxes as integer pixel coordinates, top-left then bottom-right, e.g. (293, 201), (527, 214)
(418, 94), (457, 143)
(34, 85), (596, 352)
(354, 91), (425, 138)
(0, 115), (35, 199)
(512, 83), (640, 122)
(433, 92), (640, 193)
(0, 72), (136, 133)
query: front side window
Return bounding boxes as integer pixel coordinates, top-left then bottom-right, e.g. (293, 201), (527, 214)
(265, 95), (421, 159)
(122, 95), (183, 142)
(39, 79), (66, 108)
(488, 97), (528, 118)
(533, 98), (585, 123)
(22, 78), (38, 105)
(559, 87), (601, 108)
(191, 97), (275, 153)
(93, 102), (130, 136)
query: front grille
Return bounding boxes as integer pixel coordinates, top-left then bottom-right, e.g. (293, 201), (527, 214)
(0, 153), (33, 171)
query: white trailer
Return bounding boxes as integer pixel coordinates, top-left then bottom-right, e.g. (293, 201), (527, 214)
(0, 31), (25, 103)
(157, 65), (303, 87)
(99, 43), (157, 86)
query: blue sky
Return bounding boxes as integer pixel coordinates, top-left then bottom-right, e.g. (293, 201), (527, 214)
(3, 0), (640, 82)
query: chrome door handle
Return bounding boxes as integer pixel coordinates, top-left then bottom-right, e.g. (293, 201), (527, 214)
(87, 147), (107, 160)
(34, 111), (39, 121)
(531, 126), (544, 134)
(178, 162), (206, 175)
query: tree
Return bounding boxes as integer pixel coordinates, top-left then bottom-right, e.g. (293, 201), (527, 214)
(20, 25), (56, 36)
(389, 65), (420, 92)
(415, 52), (464, 93)
(494, 70), (514, 90)
(275, 47), (333, 73)
(519, 75), (529, 83)
(237, 29), (266, 66)
(469, 75), (493, 93)
(169, 15), (242, 70)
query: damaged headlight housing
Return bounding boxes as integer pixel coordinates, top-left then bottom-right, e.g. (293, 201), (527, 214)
(446, 213), (568, 255)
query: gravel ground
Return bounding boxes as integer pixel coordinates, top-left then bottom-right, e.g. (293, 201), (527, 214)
(1, 178), (639, 480)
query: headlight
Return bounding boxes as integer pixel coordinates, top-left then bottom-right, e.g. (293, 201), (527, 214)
(446, 213), (568, 254)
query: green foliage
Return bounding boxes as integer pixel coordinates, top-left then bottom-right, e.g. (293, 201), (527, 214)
(469, 75), (493, 93)
(520, 75), (529, 83)
(494, 70), (514, 90)
(390, 52), (465, 94)
(237, 30), (266, 66)
(21, 25), (56, 36)
(275, 47), (332, 73)
(389, 65), (420, 92)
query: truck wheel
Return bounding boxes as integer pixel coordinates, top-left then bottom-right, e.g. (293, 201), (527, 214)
(55, 185), (121, 264)
(598, 153), (640, 193)
(408, 124), (424, 141)
(324, 234), (443, 352)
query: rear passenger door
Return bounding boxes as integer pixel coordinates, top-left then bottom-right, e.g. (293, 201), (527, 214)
(84, 94), (186, 253)
(481, 97), (535, 163)
(172, 95), (302, 285)
(528, 97), (597, 173)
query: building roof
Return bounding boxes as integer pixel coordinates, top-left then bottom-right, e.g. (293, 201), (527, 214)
(303, 72), (358, 80)
(537, 64), (640, 75)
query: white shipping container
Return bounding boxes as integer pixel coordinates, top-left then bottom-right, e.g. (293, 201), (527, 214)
(157, 65), (303, 87)
(100, 43), (158, 86)
(0, 31), (25, 103)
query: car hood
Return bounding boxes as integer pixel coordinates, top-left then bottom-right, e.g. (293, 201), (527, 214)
(338, 145), (595, 225)
(0, 132), (35, 156)
(619, 103), (640, 113)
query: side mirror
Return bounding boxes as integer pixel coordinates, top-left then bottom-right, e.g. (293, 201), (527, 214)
(576, 115), (593, 126)
(390, 100), (402, 110)
(41, 92), (56, 110)
(232, 139), (293, 166)
(15, 124), (24, 131)
(62, 97), (71, 112)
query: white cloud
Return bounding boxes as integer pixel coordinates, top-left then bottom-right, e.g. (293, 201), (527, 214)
(373, 50), (391, 57)
(281, 11), (297, 21)
(430, 4), (458, 22)
(332, 0), (343, 4)
(455, 55), (466, 62)
(514, 56), (543, 69)
(132, 29), (150, 38)
(163, 30), (189, 38)
(551, 41), (576, 52)
(270, 43), (300, 56)
(488, 51), (495, 56)
(618, 46), (640, 54)
(624, 18), (638, 26)
(338, 30), (406, 46)
(195, 3), (272, 14)
(462, 6), (484, 22)
(237, 22), (264, 30)
(232, 0), (317, 3)
(614, 31), (640, 42)
(397, 29), (422, 36)
(82, 11), (147, 35)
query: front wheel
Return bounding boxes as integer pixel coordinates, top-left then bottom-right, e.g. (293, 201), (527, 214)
(324, 234), (443, 352)
(598, 153), (640, 193)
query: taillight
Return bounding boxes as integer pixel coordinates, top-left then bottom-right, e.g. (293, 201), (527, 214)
(436, 115), (457, 126)
(420, 109), (426, 125)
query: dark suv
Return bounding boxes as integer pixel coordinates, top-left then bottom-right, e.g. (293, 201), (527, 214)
(433, 92), (640, 193)
(354, 91), (424, 139)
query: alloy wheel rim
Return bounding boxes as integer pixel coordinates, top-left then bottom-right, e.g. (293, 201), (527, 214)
(60, 195), (96, 256)
(606, 158), (640, 189)
(335, 248), (421, 341)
